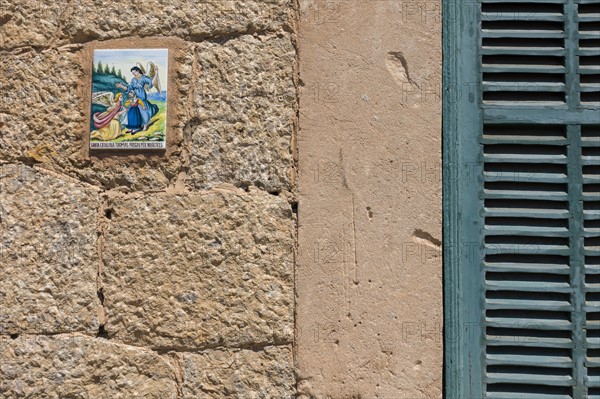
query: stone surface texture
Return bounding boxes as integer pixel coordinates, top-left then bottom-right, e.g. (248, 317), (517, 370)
(102, 189), (294, 349)
(188, 34), (296, 192)
(0, 0), (298, 396)
(296, 0), (443, 398)
(0, 0), (293, 49)
(181, 346), (294, 398)
(0, 335), (178, 398)
(0, 22), (295, 194)
(0, 164), (99, 335)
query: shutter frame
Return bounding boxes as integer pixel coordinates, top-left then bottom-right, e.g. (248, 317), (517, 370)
(444, 0), (600, 398)
(444, 0), (486, 397)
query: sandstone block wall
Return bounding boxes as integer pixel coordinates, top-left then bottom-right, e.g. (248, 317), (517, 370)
(0, 1), (297, 397)
(1, 0), (445, 397)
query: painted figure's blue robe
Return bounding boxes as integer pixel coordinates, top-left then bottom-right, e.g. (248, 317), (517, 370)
(125, 75), (158, 125)
(126, 103), (143, 130)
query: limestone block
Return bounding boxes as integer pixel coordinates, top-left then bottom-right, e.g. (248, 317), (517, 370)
(188, 34), (296, 192)
(0, 49), (82, 165)
(182, 346), (294, 398)
(0, 0), (65, 49)
(0, 335), (177, 398)
(0, 0), (292, 49)
(0, 44), (191, 191)
(188, 110), (293, 192)
(102, 189), (294, 348)
(0, 164), (99, 334)
(194, 34), (296, 102)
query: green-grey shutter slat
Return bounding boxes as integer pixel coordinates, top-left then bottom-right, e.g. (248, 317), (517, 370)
(483, 108), (599, 123)
(580, 83), (600, 92)
(483, 154), (569, 163)
(486, 394), (573, 399)
(578, 65), (600, 73)
(483, 208), (570, 218)
(485, 262), (571, 274)
(576, 14), (600, 22)
(486, 352), (574, 367)
(485, 226), (570, 236)
(486, 298), (573, 311)
(577, 49), (600, 57)
(482, 0), (566, 3)
(482, 15), (566, 22)
(484, 173), (569, 183)
(483, 138), (568, 145)
(484, 192), (569, 201)
(486, 318), (573, 330)
(483, 82), (568, 91)
(482, 48), (567, 56)
(484, 281), (572, 292)
(487, 341), (574, 349)
(482, 30), (565, 38)
(445, 0), (600, 398)
(486, 372), (574, 385)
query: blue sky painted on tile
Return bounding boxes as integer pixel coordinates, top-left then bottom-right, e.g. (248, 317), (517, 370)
(93, 49), (168, 92)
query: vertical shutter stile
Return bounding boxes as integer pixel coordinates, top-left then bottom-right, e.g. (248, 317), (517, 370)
(567, 1), (588, 398)
(579, 3), (600, 397)
(567, 124), (586, 399)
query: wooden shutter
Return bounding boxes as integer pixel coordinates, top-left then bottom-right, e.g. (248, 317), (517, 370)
(444, 0), (600, 398)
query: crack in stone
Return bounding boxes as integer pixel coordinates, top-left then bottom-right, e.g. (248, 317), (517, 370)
(148, 339), (294, 355)
(164, 352), (185, 398)
(96, 195), (112, 336)
(188, 27), (284, 45)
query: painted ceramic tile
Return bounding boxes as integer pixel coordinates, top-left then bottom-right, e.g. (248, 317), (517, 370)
(89, 49), (168, 150)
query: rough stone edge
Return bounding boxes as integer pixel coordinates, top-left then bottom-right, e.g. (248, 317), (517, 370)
(290, 0), (301, 396)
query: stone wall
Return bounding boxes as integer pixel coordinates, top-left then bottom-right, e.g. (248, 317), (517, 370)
(0, 1), (297, 397)
(1, 0), (444, 397)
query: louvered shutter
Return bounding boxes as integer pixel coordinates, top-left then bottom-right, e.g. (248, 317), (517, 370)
(444, 0), (600, 398)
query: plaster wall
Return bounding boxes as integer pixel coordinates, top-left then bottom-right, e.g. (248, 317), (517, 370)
(296, 1), (443, 397)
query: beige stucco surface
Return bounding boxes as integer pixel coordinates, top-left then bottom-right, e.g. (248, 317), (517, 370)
(296, 1), (443, 397)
